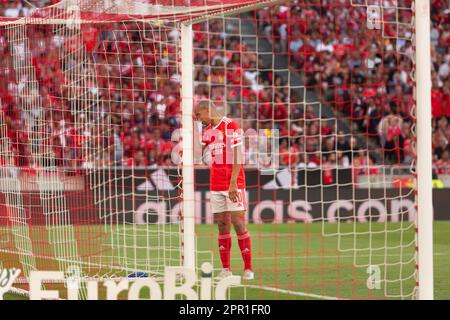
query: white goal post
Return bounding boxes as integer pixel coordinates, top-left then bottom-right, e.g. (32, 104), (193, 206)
(0, 0), (434, 300)
(414, 0), (434, 300)
(181, 22), (195, 271)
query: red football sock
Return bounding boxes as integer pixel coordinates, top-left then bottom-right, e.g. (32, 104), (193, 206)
(237, 230), (252, 271)
(218, 233), (232, 270)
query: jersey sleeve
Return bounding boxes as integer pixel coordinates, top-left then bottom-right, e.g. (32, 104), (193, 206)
(201, 125), (212, 146)
(227, 121), (243, 148)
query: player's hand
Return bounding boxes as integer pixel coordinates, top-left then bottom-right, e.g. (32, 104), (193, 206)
(228, 183), (239, 203)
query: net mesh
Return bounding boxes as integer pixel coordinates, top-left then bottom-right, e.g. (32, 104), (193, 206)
(0, 3), (185, 296)
(0, 0), (420, 300)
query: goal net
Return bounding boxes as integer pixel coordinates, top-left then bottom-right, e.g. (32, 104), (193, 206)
(0, 0), (432, 300)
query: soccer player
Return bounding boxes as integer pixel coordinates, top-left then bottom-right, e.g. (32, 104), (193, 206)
(194, 100), (254, 281)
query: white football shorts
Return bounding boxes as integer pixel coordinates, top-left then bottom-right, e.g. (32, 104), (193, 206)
(210, 189), (247, 214)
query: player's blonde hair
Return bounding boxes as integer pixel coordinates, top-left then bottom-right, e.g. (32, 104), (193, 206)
(197, 99), (214, 111)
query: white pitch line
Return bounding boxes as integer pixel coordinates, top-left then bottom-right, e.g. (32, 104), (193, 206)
(243, 284), (346, 300)
(230, 251), (446, 262)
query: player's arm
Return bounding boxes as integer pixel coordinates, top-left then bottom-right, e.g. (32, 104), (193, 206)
(193, 120), (205, 164)
(228, 127), (243, 203)
(228, 146), (242, 202)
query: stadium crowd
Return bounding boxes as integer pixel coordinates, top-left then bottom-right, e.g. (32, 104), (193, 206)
(0, 0), (449, 177)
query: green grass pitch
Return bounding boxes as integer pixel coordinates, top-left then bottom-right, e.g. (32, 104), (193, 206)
(2, 221), (449, 300)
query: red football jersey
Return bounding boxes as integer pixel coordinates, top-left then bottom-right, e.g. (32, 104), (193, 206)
(202, 117), (246, 191)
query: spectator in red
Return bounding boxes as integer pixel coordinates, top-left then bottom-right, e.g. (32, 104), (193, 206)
(379, 114), (403, 164)
(436, 149), (450, 175)
(443, 81), (450, 121)
(322, 153), (336, 185)
(433, 116), (450, 159)
(401, 121), (414, 165)
(126, 150), (147, 167)
(320, 119), (333, 137)
(432, 78), (444, 119)
(353, 150), (379, 182)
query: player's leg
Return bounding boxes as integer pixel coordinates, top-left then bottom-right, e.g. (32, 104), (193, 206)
(211, 191), (232, 276)
(216, 211), (232, 272)
(230, 210), (253, 279)
(228, 189), (253, 280)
